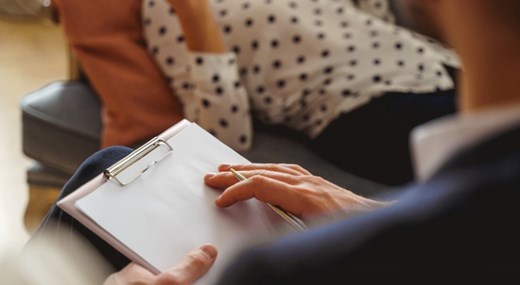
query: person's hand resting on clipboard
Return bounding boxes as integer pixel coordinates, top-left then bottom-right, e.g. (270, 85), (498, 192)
(205, 163), (391, 221)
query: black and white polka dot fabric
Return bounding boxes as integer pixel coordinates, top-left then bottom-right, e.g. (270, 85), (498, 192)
(143, 0), (458, 152)
(355, 0), (396, 23)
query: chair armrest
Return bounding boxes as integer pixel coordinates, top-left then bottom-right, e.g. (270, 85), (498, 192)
(21, 81), (102, 174)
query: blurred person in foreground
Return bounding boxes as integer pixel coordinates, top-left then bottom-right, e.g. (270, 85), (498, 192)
(28, 0), (520, 283)
(1, 228), (111, 285)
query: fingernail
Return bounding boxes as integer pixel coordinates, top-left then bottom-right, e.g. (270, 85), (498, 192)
(220, 164), (230, 170)
(215, 196), (221, 205)
(205, 173), (216, 179)
(200, 244), (217, 258)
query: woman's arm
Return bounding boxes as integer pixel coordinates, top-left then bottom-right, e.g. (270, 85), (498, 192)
(167, 0), (226, 53)
(143, 0), (253, 151)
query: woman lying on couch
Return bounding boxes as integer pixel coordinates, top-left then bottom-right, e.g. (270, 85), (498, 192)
(143, 0), (459, 185)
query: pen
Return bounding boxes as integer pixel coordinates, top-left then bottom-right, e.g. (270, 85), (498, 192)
(229, 168), (308, 232)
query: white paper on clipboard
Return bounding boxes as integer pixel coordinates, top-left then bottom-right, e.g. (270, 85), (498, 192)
(66, 122), (293, 285)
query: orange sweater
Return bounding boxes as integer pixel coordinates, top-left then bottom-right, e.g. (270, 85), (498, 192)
(52, 0), (183, 147)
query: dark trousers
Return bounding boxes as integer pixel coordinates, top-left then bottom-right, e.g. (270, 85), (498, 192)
(309, 89), (457, 186)
(30, 146), (134, 271)
(257, 88), (457, 186)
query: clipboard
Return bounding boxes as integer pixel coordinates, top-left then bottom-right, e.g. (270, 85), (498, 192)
(58, 120), (305, 284)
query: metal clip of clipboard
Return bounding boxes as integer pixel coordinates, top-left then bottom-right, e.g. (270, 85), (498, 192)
(104, 137), (173, 187)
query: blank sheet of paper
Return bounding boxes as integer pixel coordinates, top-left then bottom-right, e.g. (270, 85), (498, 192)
(76, 124), (284, 285)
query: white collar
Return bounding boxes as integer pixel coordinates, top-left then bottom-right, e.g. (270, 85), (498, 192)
(411, 104), (520, 182)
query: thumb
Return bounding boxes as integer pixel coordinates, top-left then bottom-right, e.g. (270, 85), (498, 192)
(158, 244), (218, 284)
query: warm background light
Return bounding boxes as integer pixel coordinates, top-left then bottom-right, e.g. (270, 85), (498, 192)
(0, 13), (67, 252)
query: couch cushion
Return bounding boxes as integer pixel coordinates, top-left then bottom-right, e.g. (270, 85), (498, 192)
(22, 81), (386, 196)
(22, 81), (101, 174)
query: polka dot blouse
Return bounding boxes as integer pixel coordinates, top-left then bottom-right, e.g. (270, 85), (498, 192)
(143, 0), (459, 151)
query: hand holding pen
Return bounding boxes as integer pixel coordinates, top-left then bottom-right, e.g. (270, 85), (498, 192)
(229, 168), (308, 232)
(204, 163), (389, 227)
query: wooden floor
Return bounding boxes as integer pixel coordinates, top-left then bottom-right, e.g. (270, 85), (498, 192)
(0, 19), (67, 253)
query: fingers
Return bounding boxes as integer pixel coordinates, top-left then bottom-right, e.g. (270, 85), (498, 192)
(219, 163), (311, 176)
(106, 246), (217, 285)
(215, 175), (302, 215)
(158, 244), (217, 285)
(205, 169), (301, 189)
(204, 163), (313, 217)
(204, 163), (311, 189)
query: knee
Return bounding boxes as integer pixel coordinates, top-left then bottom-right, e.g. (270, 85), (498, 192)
(79, 146), (133, 176)
(60, 146), (133, 197)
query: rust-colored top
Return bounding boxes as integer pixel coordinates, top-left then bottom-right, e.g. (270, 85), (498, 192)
(52, 0), (183, 147)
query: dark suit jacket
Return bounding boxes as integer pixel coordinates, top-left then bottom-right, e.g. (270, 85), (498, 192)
(217, 126), (520, 284)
